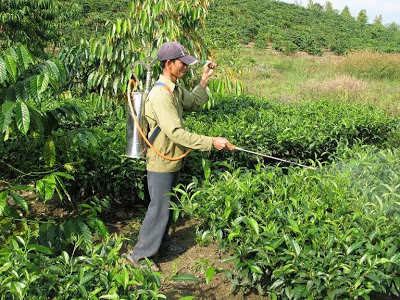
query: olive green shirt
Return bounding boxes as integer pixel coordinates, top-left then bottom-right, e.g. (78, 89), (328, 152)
(145, 75), (213, 172)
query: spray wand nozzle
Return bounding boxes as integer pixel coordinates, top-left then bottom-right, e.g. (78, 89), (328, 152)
(234, 146), (316, 170)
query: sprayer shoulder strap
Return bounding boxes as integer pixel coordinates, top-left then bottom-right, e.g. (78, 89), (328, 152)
(147, 82), (174, 144)
(154, 82), (174, 99)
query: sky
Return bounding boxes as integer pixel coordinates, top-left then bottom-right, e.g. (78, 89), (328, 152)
(279, 0), (400, 25)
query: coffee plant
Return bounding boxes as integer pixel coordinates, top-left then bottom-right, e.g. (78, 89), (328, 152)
(205, 0), (400, 55)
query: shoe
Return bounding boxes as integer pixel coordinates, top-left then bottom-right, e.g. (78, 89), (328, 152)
(159, 243), (187, 256)
(125, 252), (160, 272)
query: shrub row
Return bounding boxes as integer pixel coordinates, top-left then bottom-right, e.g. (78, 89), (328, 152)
(185, 96), (399, 171)
(174, 145), (400, 298)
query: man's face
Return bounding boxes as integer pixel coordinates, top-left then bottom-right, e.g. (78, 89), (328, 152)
(169, 59), (188, 79)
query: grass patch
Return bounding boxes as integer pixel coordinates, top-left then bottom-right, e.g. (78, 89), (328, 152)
(223, 45), (400, 115)
(337, 51), (400, 81)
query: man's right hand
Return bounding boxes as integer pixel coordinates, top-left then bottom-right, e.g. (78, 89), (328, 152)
(212, 137), (235, 150)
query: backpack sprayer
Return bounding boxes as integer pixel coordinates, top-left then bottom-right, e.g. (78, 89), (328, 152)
(125, 59), (315, 170)
(125, 57), (191, 160)
(125, 57), (155, 159)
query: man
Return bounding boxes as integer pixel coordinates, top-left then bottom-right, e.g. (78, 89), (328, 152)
(127, 41), (234, 270)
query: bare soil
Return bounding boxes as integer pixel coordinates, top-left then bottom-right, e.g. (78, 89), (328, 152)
(109, 207), (266, 300)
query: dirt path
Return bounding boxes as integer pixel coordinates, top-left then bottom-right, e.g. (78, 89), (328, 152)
(157, 221), (264, 300)
(111, 211), (266, 300)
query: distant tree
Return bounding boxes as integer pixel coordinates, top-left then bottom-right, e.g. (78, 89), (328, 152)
(340, 6), (353, 20)
(324, 1), (334, 13)
(314, 3), (323, 11)
(307, 1), (323, 11)
(357, 9), (368, 25)
(387, 22), (400, 32)
(373, 15), (384, 27)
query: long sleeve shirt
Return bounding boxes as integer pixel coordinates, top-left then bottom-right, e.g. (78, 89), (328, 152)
(145, 75), (213, 172)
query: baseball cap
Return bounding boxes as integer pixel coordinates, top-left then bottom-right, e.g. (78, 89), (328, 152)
(157, 41), (198, 65)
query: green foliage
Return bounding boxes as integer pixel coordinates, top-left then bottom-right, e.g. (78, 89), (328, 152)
(174, 145), (400, 298)
(184, 96), (399, 170)
(0, 230), (166, 299)
(338, 52), (400, 81)
(0, 0), (66, 56)
(57, 0), (131, 46)
(205, 0), (400, 55)
(58, 0), (244, 102)
(0, 45), (70, 140)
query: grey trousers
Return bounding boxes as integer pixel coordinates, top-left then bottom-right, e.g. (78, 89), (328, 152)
(131, 170), (180, 263)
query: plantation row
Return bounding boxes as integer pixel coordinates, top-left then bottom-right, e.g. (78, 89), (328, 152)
(174, 145), (400, 298)
(205, 0), (400, 54)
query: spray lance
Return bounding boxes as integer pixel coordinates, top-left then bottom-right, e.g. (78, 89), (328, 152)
(125, 59), (316, 170)
(234, 147), (316, 170)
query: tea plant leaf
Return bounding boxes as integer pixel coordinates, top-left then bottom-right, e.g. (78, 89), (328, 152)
(390, 253), (400, 263)
(9, 282), (26, 298)
(248, 263), (263, 275)
(270, 279), (285, 290)
(120, 266), (129, 289)
(78, 284), (88, 298)
(61, 251), (70, 265)
(205, 266), (215, 284)
(346, 241), (364, 255)
(288, 218), (301, 234)
(248, 217), (260, 236)
(366, 272), (381, 284)
(95, 218), (109, 238)
(171, 274), (200, 282)
(99, 293), (119, 299)
(290, 239), (301, 257)
(178, 297), (196, 300)
(89, 287), (104, 298)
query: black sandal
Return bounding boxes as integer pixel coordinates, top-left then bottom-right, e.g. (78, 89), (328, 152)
(159, 243), (187, 256)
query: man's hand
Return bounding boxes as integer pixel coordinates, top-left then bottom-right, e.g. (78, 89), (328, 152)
(200, 60), (217, 89)
(212, 137), (235, 150)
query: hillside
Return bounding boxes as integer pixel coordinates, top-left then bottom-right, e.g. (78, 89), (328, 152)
(205, 0), (400, 55)
(3, 0), (398, 56)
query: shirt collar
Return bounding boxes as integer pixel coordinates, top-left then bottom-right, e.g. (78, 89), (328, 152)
(159, 75), (176, 92)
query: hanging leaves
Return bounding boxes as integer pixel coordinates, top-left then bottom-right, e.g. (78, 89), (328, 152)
(14, 102), (30, 135)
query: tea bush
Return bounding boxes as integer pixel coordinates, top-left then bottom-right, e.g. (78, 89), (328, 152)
(185, 96), (399, 171)
(174, 145), (400, 298)
(0, 231), (165, 299)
